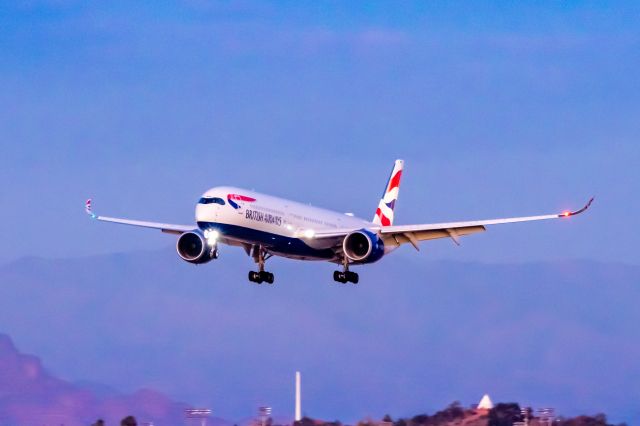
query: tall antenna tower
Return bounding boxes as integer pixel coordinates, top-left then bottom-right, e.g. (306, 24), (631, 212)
(295, 371), (302, 422)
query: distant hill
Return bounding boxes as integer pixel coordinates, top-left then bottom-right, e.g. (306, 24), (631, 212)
(0, 332), (190, 425)
(0, 250), (638, 424)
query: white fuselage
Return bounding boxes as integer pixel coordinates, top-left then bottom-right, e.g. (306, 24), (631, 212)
(195, 186), (372, 260)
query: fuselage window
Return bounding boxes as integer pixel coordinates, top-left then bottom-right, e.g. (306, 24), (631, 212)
(199, 197), (226, 205)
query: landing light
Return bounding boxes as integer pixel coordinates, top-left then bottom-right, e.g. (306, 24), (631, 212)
(304, 229), (315, 239)
(205, 229), (220, 244)
(562, 211), (571, 217)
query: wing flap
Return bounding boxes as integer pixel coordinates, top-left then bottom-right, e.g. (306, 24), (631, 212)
(412, 225), (486, 241)
(383, 225), (486, 247)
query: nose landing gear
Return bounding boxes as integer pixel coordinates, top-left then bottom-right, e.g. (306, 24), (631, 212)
(248, 245), (275, 284)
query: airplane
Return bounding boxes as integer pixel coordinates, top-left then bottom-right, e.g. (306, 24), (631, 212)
(86, 159), (593, 285)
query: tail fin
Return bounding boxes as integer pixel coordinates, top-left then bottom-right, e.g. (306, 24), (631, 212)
(373, 159), (404, 226)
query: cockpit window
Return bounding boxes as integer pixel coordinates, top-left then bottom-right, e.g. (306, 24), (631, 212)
(199, 197), (225, 205)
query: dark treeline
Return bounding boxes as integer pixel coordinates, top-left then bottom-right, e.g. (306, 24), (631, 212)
(90, 406), (626, 426)
(91, 416), (137, 426)
(294, 401), (627, 426)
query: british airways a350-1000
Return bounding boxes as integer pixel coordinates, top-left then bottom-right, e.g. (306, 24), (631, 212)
(86, 160), (593, 284)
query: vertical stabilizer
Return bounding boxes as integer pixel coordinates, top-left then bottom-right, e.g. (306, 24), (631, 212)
(373, 159), (404, 226)
(295, 371), (301, 422)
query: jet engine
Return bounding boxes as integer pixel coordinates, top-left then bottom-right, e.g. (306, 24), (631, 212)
(176, 231), (217, 264)
(342, 229), (385, 264)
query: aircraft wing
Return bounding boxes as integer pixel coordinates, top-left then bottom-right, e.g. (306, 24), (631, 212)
(379, 198), (594, 249)
(85, 199), (194, 235)
(308, 198), (593, 250)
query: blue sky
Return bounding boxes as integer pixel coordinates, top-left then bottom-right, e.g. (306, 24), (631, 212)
(1, 1), (639, 264)
(1, 1), (640, 424)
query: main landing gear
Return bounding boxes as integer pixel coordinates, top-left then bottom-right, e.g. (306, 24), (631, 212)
(333, 270), (358, 284)
(333, 258), (359, 284)
(248, 245), (275, 284)
(248, 270), (274, 284)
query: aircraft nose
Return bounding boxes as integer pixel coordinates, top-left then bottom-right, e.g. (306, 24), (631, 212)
(195, 202), (216, 222)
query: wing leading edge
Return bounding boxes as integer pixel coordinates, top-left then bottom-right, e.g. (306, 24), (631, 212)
(85, 199), (194, 235)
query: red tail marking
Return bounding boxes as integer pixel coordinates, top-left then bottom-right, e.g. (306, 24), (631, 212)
(387, 170), (402, 192)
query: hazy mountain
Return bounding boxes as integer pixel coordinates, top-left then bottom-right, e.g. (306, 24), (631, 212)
(0, 332), (190, 425)
(0, 249), (638, 424)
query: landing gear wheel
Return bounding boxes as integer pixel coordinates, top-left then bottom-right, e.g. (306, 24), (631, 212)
(346, 271), (359, 284)
(248, 271), (263, 284)
(333, 271), (347, 284)
(333, 257), (358, 284)
(333, 270), (358, 284)
(248, 245), (275, 285)
(260, 271), (275, 284)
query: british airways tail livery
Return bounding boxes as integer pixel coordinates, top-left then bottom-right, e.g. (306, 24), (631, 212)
(86, 159), (593, 284)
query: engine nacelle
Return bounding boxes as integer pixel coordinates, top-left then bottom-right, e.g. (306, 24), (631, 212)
(342, 229), (385, 264)
(176, 231), (216, 264)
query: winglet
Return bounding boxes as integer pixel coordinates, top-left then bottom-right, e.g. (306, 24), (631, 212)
(85, 198), (97, 219)
(559, 197), (594, 218)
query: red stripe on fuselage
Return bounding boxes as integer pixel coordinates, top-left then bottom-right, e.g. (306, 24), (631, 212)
(228, 194), (256, 202)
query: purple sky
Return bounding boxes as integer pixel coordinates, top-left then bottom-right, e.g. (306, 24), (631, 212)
(0, 1), (639, 425)
(1, 254), (638, 424)
(0, 0), (638, 264)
